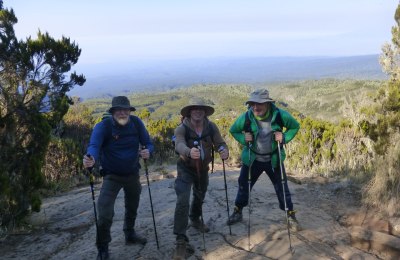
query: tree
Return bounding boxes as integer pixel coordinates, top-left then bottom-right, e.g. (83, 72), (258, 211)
(361, 4), (400, 216)
(371, 4), (400, 153)
(0, 4), (85, 231)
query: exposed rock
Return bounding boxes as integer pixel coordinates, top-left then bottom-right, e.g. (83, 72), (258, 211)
(0, 163), (398, 259)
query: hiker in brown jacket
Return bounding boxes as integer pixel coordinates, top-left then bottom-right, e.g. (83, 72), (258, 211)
(172, 98), (229, 259)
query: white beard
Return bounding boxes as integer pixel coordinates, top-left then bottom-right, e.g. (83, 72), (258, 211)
(115, 117), (129, 126)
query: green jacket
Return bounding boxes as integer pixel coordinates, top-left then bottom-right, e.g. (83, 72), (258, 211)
(229, 103), (300, 168)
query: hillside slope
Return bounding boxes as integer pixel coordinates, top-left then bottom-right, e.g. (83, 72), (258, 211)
(1, 165), (398, 259)
(82, 80), (381, 123)
(70, 55), (386, 99)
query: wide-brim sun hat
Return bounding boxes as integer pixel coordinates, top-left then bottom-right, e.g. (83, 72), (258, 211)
(108, 96), (136, 113)
(180, 97), (215, 117)
(245, 89), (275, 104)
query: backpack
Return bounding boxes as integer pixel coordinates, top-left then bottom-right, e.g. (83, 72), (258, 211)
(102, 115), (142, 147)
(244, 108), (284, 131)
(173, 119), (217, 173)
(244, 108), (284, 156)
(98, 115), (142, 176)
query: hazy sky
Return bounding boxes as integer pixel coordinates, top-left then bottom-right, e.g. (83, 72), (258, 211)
(5, 0), (398, 65)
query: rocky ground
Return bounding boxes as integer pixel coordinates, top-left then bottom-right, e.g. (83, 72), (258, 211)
(1, 163), (399, 260)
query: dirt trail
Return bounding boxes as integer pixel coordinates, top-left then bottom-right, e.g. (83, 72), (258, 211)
(1, 164), (399, 260)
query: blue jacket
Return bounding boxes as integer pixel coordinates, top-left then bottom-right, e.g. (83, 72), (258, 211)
(87, 116), (154, 176)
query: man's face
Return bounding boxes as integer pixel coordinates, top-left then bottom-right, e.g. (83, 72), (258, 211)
(190, 107), (206, 122)
(112, 108), (130, 126)
(249, 102), (269, 117)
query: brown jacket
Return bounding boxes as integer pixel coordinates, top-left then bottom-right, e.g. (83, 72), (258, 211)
(174, 117), (228, 169)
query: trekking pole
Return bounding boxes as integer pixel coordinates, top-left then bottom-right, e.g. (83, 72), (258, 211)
(247, 142), (252, 251)
(219, 146), (232, 235)
(85, 155), (100, 257)
(244, 116), (253, 251)
(142, 146), (160, 249)
(193, 141), (207, 252)
(277, 141), (294, 254)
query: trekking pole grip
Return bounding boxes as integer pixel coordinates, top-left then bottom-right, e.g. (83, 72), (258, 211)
(141, 146), (149, 172)
(85, 154), (95, 183)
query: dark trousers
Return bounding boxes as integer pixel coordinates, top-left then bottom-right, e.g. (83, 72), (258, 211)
(235, 160), (293, 211)
(96, 174), (142, 247)
(173, 159), (209, 237)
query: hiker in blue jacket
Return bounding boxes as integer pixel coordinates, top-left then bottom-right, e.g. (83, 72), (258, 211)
(83, 96), (154, 260)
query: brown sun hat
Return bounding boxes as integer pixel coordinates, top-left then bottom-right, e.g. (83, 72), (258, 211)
(245, 89), (275, 104)
(180, 97), (215, 117)
(108, 96), (136, 113)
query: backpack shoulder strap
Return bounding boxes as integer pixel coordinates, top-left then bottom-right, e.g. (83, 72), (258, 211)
(208, 121), (216, 173)
(102, 115), (141, 147)
(208, 120), (215, 143)
(183, 120), (214, 143)
(129, 115), (139, 130)
(245, 109), (283, 129)
(182, 123), (191, 144)
(182, 119), (216, 158)
(244, 110), (252, 132)
(183, 120), (217, 172)
(275, 108), (284, 129)
(101, 117), (113, 147)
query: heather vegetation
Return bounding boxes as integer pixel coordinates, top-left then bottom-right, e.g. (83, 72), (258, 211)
(1, 0), (399, 239)
(0, 3), (85, 234)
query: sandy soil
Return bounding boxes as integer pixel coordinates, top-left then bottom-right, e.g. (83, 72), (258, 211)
(1, 163), (399, 260)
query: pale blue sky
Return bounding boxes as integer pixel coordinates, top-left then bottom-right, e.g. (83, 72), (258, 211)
(6, 0), (398, 65)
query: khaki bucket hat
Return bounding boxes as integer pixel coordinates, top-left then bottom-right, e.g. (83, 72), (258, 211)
(246, 89), (275, 104)
(180, 97), (215, 117)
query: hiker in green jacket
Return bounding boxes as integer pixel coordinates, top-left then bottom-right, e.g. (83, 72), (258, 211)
(227, 89), (301, 231)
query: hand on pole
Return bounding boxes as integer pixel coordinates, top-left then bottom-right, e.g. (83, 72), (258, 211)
(274, 131), (284, 143)
(189, 147), (201, 160)
(83, 154), (95, 169)
(140, 148), (150, 160)
(244, 132), (253, 143)
(218, 146), (229, 160)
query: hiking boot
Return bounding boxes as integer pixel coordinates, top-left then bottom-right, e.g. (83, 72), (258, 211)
(125, 230), (147, 245)
(186, 242), (195, 256)
(190, 218), (210, 233)
(173, 236), (187, 260)
(287, 210), (301, 232)
(96, 244), (109, 260)
(227, 206), (243, 225)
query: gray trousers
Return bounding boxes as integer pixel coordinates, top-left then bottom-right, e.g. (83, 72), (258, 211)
(96, 174), (142, 246)
(173, 159), (209, 237)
